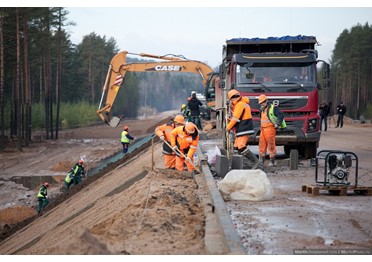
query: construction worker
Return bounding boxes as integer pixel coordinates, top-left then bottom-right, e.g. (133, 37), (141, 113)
(121, 125), (134, 154)
(187, 92), (203, 130)
(155, 115), (185, 169)
(170, 122), (199, 173)
(226, 89), (258, 167)
(258, 94), (286, 167)
(181, 103), (191, 122)
(71, 159), (86, 185)
(64, 170), (74, 192)
(37, 182), (49, 214)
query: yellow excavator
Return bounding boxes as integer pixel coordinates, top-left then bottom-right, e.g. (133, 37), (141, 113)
(97, 51), (216, 127)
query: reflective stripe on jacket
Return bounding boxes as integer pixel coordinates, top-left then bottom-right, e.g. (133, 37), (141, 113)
(155, 122), (175, 155)
(73, 164), (85, 176)
(121, 131), (130, 143)
(227, 96), (254, 136)
(170, 125), (199, 158)
(261, 103), (286, 128)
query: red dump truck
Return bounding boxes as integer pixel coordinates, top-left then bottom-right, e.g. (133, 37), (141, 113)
(217, 35), (330, 158)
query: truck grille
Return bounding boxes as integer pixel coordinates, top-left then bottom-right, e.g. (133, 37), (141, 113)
(250, 97), (309, 111)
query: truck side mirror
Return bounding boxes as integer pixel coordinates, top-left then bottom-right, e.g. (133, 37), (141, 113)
(219, 64), (226, 80)
(322, 63), (330, 88)
(219, 80), (225, 89)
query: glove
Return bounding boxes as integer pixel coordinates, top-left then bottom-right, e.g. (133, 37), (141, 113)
(225, 127), (230, 132)
(159, 135), (165, 141)
(274, 124), (278, 129)
(185, 156), (191, 163)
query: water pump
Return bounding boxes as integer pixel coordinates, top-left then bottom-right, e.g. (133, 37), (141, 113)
(315, 150), (359, 186)
(326, 153), (352, 185)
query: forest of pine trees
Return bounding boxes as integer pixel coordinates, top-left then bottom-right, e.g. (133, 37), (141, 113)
(0, 7), (204, 151)
(1, 8), (371, 152)
(327, 22), (372, 120)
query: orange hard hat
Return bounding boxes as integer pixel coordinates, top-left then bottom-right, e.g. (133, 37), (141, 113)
(258, 94), (268, 104)
(185, 122), (196, 134)
(227, 89), (240, 101)
(44, 182), (49, 187)
(173, 115), (185, 125)
(78, 159), (84, 165)
(123, 125), (129, 131)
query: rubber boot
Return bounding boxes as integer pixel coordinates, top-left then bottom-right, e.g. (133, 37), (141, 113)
(268, 157), (276, 167)
(253, 157), (264, 169)
(241, 147), (259, 169)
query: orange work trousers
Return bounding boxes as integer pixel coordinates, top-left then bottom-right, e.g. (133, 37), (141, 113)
(175, 156), (195, 172)
(164, 154), (176, 169)
(259, 126), (277, 159)
(234, 135), (249, 151)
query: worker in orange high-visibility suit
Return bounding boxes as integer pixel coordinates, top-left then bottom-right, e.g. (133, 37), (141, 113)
(226, 90), (254, 153)
(258, 94), (286, 167)
(170, 122), (199, 172)
(155, 115), (185, 169)
(226, 89), (258, 167)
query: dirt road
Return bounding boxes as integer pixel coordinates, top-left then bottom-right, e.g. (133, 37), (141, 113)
(219, 123), (372, 255)
(1, 116), (372, 254)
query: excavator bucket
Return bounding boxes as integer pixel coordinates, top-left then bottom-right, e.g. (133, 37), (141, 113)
(109, 116), (121, 127)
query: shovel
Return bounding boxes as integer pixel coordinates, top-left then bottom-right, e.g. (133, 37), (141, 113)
(163, 139), (201, 174)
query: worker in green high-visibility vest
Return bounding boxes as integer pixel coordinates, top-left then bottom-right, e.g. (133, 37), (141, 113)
(121, 125), (134, 154)
(37, 182), (49, 214)
(258, 94), (286, 167)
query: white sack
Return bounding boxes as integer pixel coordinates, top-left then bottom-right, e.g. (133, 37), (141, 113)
(206, 146), (221, 165)
(217, 169), (273, 201)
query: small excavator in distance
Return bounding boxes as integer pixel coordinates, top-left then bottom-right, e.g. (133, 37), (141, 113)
(97, 51), (216, 127)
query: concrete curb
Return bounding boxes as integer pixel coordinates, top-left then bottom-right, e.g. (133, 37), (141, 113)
(196, 146), (246, 255)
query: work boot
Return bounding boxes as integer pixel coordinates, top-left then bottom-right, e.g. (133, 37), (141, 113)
(254, 157), (263, 168)
(241, 147), (259, 169)
(268, 158), (276, 167)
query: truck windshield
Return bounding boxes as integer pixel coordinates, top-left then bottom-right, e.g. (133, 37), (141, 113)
(236, 63), (316, 93)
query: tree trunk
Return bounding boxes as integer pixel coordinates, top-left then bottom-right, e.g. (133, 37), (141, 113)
(55, 8), (62, 139)
(23, 11), (31, 145)
(0, 12), (4, 151)
(16, 8), (22, 151)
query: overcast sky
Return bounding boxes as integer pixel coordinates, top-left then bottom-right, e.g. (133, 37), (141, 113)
(64, 6), (371, 68)
(5, 1), (372, 69)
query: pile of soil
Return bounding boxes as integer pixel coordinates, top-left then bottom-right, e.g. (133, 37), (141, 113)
(50, 161), (74, 172)
(0, 206), (36, 224)
(47, 170), (206, 255)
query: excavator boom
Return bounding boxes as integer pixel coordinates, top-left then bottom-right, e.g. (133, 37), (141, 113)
(97, 51), (214, 127)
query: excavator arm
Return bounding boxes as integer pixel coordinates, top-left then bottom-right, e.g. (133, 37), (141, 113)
(97, 51), (214, 127)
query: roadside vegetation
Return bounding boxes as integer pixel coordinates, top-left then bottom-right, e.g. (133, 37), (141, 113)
(3, 101), (99, 130)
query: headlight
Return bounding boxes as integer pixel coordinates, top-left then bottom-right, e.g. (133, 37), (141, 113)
(307, 118), (318, 132)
